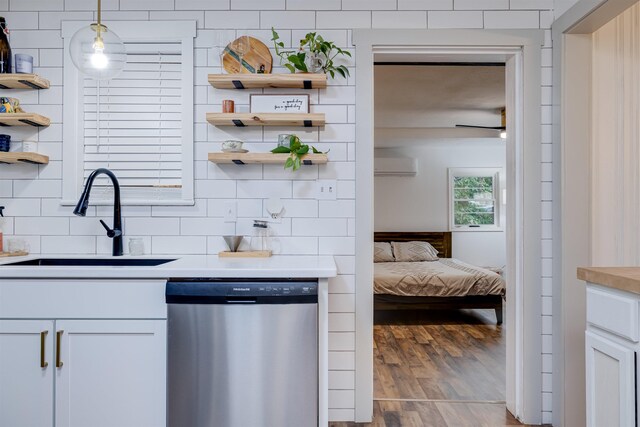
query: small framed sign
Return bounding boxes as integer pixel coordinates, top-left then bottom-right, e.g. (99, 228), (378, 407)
(250, 94), (310, 114)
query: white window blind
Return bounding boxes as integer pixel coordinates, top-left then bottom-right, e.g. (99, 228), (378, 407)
(82, 42), (184, 202)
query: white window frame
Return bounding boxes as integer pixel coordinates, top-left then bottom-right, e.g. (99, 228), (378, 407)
(448, 167), (503, 231)
(61, 20), (196, 206)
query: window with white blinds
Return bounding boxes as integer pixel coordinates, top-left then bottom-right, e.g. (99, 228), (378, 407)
(62, 21), (195, 206)
(83, 43), (183, 202)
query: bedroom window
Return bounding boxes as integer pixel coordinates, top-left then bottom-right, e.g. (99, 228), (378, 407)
(448, 168), (502, 231)
(61, 21), (196, 206)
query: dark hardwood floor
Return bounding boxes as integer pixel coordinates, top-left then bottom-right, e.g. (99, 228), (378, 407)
(330, 308), (525, 426)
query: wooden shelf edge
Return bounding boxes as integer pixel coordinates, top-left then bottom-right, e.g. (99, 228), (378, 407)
(208, 73), (327, 89)
(0, 152), (49, 164)
(0, 74), (50, 90)
(206, 112), (325, 127)
(0, 113), (51, 127)
(219, 250), (272, 258)
(208, 152), (328, 166)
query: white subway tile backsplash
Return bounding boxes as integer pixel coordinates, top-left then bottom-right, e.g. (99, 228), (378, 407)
(126, 218), (180, 235)
(64, 0), (118, 10)
(372, 11), (427, 28)
(37, 11), (92, 29)
(39, 48), (63, 67)
(10, 0), (62, 11)
(260, 11), (315, 29)
(484, 10), (539, 28)
(316, 11), (372, 29)
(455, 0), (507, 10)
(399, 0), (453, 9)
(319, 200), (355, 218)
(233, 0), (284, 10)
(237, 180), (292, 199)
(343, 0), (396, 10)
(1, 12), (38, 29)
(120, 0), (174, 10)
(15, 216), (68, 235)
(180, 217), (235, 235)
(204, 10), (259, 28)
(292, 218), (347, 236)
(41, 235), (95, 253)
(428, 10), (482, 28)
(149, 10), (205, 27)
(151, 236), (207, 254)
(174, 0), (229, 10)
(286, 0), (341, 10)
(13, 179), (62, 198)
(0, 198), (40, 216)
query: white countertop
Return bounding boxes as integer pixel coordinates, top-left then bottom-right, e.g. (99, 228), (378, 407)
(0, 254), (337, 279)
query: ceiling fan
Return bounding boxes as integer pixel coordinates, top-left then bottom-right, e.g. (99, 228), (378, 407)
(455, 108), (506, 138)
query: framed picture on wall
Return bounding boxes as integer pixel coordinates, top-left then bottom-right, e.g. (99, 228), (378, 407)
(250, 94), (310, 114)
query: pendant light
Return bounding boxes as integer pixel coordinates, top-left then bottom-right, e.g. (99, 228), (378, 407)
(69, 0), (126, 80)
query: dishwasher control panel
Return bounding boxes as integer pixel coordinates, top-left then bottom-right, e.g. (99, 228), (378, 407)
(166, 279), (318, 304)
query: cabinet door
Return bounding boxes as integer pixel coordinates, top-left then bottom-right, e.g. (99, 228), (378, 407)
(586, 330), (636, 427)
(0, 319), (54, 427)
(55, 319), (166, 427)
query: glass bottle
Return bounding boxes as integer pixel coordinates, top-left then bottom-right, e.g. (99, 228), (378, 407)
(0, 18), (11, 73)
(250, 220), (271, 252)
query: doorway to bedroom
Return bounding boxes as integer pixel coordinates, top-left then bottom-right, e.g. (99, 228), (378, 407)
(371, 62), (511, 423)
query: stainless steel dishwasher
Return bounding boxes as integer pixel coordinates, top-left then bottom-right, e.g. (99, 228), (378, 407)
(166, 278), (318, 427)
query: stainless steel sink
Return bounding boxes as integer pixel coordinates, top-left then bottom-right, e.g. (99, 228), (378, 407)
(1, 258), (176, 267)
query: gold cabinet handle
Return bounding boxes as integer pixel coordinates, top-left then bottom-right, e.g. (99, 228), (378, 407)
(56, 330), (64, 368)
(40, 331), (48, 368)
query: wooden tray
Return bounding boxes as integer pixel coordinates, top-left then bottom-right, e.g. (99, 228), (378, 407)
(219, 250), (272, 258)
(0, 113), (50, 127)
(0, 152), (49, 164)
(222, 36), (272, 74)
(0, 251), (29, 257)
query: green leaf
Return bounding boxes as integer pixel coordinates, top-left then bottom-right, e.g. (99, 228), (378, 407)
(311, 146), (320, 154)
(271, 28), (280, 41)
(284, 64), (296, 73)
(296, 145), (309, 155)
(284, 157), (294, 170)
(293, 156), (301, 171)
(343, 50), (352, 57)
(329, 70), (335, 79)
(271, 146), (291, 153)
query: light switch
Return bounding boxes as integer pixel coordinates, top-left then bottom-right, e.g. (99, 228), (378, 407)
(316, 179), (337, 200)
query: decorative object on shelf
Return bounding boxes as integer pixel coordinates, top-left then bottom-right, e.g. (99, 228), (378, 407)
(265, 198), (284, 220)
(0, 134), (9, 152)
(206, 112), (324, 127)
(208, 73), (327, 89)
(14, 54), (32, 74)
(250, 94), (309, 114)
(0, 17), (12, 74)
(223, 235), (244, 252)
(222, 99), (235, 113)
(222, 36), (272, 75)
(0, 73), (50, 89)
(0, 97), (23, 113)
(6, 237), (29, 255)
(221, 140), (244, 151)
(270, 134), (327, 171)
(278, 133), (293, 147)
(250, 220), (271, 252)
(271, 28), (351, 79)
(69, 0), (126, 80)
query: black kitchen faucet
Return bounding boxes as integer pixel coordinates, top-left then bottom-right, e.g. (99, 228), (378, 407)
(73, 168), (123, 256)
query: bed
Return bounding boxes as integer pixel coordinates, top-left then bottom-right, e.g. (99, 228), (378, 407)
(374, 231), (505, 324)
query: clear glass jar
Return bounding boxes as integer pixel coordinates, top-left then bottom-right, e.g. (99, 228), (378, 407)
(250, 220), (270, 252)
(128, 237), (145, 256)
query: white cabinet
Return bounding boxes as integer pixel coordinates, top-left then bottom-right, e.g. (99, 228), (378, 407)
(0, 279), (167, 427)
(585, 284), (640, 427)
(0, 320), (54, 427)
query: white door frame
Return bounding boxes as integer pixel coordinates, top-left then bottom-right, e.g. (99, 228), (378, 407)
(551, 1), (640, 426)
(353, 29), (543, 424)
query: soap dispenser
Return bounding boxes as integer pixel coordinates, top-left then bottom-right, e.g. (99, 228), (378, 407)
(0, 206), (4, 253)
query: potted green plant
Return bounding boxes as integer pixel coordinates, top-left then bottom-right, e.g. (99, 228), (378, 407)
(271, 29), (351, 79)
(271, 134), (327, 171)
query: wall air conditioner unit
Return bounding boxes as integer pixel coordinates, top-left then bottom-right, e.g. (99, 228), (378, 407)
(374, 157), (418, 176)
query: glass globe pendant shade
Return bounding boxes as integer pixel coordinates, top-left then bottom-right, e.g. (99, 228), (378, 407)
(69, 24), (126, 80)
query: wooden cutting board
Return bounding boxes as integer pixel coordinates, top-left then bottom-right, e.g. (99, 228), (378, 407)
(222, 36), (273, 74)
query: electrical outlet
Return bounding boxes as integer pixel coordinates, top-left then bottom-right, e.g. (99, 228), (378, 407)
(316, 179), (337, 200)
(224, 201), (237, 222)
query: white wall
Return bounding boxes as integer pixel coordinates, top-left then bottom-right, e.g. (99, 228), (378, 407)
(0, 0), (554, 422)
(374, 140), (506, 267)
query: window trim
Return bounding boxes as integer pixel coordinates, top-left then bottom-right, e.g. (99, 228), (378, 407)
(61, 20), (196, 206)
(448, 167), (503, 232)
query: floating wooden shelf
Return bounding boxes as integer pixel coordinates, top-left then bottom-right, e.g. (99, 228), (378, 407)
(0, 251), (29, 257)
(0, 152), (49, 164)
(208, 73), (327, 89)
(0, 113), (50, 127)
(0, 74), (50, 90)
(206, 113), (324, 127)
(208, 152), (328, 166)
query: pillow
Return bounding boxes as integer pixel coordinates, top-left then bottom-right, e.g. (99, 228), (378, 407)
(374, 242), (395, 262)
(392, 241), (439, 262)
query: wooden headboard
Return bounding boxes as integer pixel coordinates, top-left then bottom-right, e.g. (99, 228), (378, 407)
(374, 231), (452, 258)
